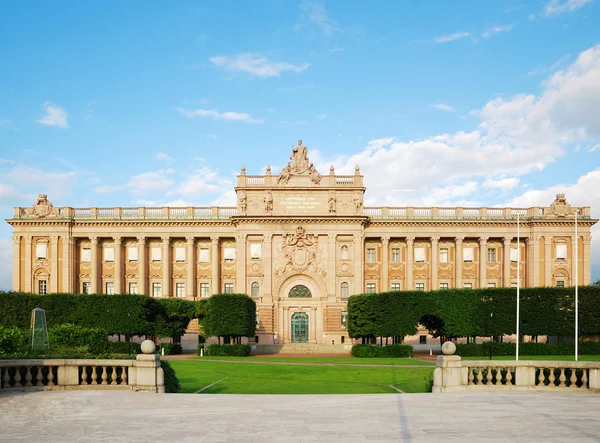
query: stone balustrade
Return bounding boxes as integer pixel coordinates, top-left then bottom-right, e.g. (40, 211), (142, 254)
(433, 354), (600, 393)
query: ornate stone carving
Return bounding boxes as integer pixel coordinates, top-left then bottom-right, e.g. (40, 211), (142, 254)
(211, 236), (219, 245)
(24, 194), (59, 217)
(291, 140), (309, 174)
(264, 191), (273, 213)
(236, 234), (247, 243)
(353, 193), (363, 214)
(547, 193), (572, 217)
(328, 234), (336, 243)
(308, 163), (321, 184)
(263, 234), (272, 243)
(328, 195), (336, 213)
(238, 191), (247, 215)
(274, 226), (325, 278)
(277, 163), (292, 184)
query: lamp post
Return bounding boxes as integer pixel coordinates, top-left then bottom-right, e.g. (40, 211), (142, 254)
(489, 312), (494, 361)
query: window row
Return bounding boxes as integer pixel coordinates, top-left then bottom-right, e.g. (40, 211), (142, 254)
(76, 246), (257, 263)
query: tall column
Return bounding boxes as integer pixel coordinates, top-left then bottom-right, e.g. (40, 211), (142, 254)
(263, 234), (272, 300)
(525, 238), (533, 288)
(24, 236), (32, 292)
(186, 237), (195, 298)
(137, 236), (147, 296)
(531, 237), (540, 287)
(353, 233), (363, 292)
(211, 236), (220, 294)
(406, 237), (414, 290)
(328, 235), (336, 296)
(114, 237), (122, 294)
(503, 237), (511, 287)
(381, 237), (390, 292)
(62, 235), (72, 292)
(455, 237), (463, 288)
(90, 237), (99, 294)
(283, 306), (290, 344)
(50, 235), (59, 293)
(430, 237), (439, 290)
(310, 306), (317, 344)
(479, 237), (488, 288)
(12, 235), (20, 291)
(583, 236), (591, 285)
(236, 234), (247, 294)
(544, 237), (552, 286)
(162, 236), (171, 297)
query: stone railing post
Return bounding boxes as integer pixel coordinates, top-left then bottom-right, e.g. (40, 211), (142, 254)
(132, 340), (165, 393)
(57, 364), (80, 387)
(432, 342), (465, 393)
(515, 364), (536, 387)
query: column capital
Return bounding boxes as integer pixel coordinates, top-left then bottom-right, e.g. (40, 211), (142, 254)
(353, 233), (363, 243)
(526, 237), (540, 245)
(479, 237), (488, 246)
(113, 236), (122, 245)
(137, 236), (146, 244)
(381, 237), (390, 246)
(430, 236), (439, 245)
(583, 236), (592, 245)
(545, 237), (552, 245)
(236, 234), (247, 243)
(328, 234), (337, 243)
(311, 306), (318, 311)
(455, 236), (464, 244)
(12, 235), (21, 244)
(211, 236), (220, 245)
(503, 237), (511, 246)
(161, 236), (170, 245)
(186, 236), (195, 245)
(24, 235), (32, 245)
(405, 237), (414, 246)
(283, 306), (290, 311)
(263, 234), (272, 243)
(51, 235), (59, 244)
(90, 236), (98, 245)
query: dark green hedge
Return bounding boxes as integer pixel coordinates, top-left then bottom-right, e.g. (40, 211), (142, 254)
(201, 294), (256, 340)
(0, 326), (27, 355)
(48, 324), (109, 354)
(206, 344), (252, 356)
(108, 341), (141, 355)
(161, 360), (180, 393)
(351, 344), (413, 358)
(159, 343), (182, 355)
(456, 341), (600, 357)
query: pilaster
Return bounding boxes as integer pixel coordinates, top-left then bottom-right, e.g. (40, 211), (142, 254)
(327, 234), (336, 296)
(531, 236), (540, 287)
(50, 235), (59, 293)
(455, 237), (463, 288)
(406, 237), (414, 290)
(186, 237), (195, 298)
(431, 237), (439, 290)
(353, 233), (363, 292)
(12, 235), (20, 291)
(24, 236), (32, 292)
(162, 237), (171, 297)
(114, 237), (122, 294)
(236, 234), (247, 294)
(263, 234), (272, 301)
(479, 237), (487, 288)
(90, 237), (99, 294)
(211, 236), (220, 294)
(544, 237), (552, 286)
(503, 237), (511, 287)
(137, 237), (147, 296)
(381, 237), (389, 292)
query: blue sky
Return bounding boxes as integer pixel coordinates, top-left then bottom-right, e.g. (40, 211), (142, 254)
(1, 0), (600, 289)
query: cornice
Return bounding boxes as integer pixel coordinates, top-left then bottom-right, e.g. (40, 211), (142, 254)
(365, 218), (598, 228)
(231, 216), (369, 225)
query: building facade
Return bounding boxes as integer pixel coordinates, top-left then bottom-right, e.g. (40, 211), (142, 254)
(6, 141), (597, 344)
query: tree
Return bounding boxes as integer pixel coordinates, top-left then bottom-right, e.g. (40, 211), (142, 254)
(201, 294), (256, 344)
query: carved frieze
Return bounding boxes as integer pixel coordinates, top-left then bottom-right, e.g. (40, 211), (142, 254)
(22, 194), (59, 218)
(546, 193), (572, 217)
(273, 226), (326, 278)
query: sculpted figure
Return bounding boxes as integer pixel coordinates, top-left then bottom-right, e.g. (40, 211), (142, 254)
(277, 162), (292, 184)
(354, 195), (363, 214)
(291, 139), (309, 173)
(308, 163), (322, 184)
(238, 191), (247, 214)
(329, 196), (336, 213)
(264, 191), (273, 213)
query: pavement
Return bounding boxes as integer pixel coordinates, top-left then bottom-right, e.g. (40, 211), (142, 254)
(1, 390), (599, 442)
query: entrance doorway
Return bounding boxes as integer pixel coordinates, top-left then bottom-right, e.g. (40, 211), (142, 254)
(291, 312), (309, 343)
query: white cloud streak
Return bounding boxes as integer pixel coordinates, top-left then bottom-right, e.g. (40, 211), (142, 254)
(432, 104), (455, 112)
(481, 24), (515, 38)
(174, 107), (264, 124)
(210, 53), (309, 78)
(37, 102), (68, 128)
(434, 32), (470, 44)
(544, 0), (592, 16)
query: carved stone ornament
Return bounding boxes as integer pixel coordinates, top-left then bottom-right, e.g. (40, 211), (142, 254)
(548, 193), (572, 217)
(274, 226), (325, 278)
(276, 140), (322, 185)
(24, 194), (58, 218)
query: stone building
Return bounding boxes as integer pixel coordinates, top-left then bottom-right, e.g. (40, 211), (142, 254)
(6, 141), (597, 345)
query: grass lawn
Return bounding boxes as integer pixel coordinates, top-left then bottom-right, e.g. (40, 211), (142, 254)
(192, 356), (434, 366)
(462, 355), (600, 361)
(169, 360), (434, 394)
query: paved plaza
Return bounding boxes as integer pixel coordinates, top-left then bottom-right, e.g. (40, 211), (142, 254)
(1, 391), (599, 442)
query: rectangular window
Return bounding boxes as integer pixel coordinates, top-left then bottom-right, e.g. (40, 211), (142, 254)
(81, 248), (91, 262)
(36, 243), (47, 259)
(199, 248), (209, 263)
(200, 283), (210, 298)
(556, 280), (565, 288)
(415, 283), (425, 291)
(463, 247), (474, 262)
(175, 247), (186, 262)
(341, 311), (348, 328)
(250, 244), (261, 259)
(487, 283), (496, 288)
(440, 283), (449, 290)
(224, 283), (234, 293)
(556, 244), (567, 260)
(419, 335), (427, 345)
(464, 283), (473, 289)
(152, 282), (162, 297)
(391, 248), (400, 263)
(366, 248), (376, 263)
(127, 246), (138, 262)
(128, 282), (138, 294)
(414, 247), (426, 262)
(104, 247), (114, 262)
(105, 282), (114, 295)
(391, 283), (401, 291)
(176, 282), (185, 298)
(510, 247), (519, 262)
(151, 247), (162, 262)
(440, 248), (448, 263)
(341, 282), (349, 298)
(487, 248), (496, 263)
(224, 247), (236, 263)
(82, 282), (91, 294)
(366, 283), (376, 293)
(38, 280), (47, 295)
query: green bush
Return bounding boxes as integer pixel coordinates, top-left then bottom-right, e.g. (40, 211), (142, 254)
(201, 294), (256, 341)
(455, 341), (600, 357)
(0, 326), (27, 355)
(161, 360), (180, 393)
(351, 344), (413, 358)
(206, 344), (251, 357)
(48, 324), (110, 354)
(160, 343), (182, 355)
(108, 341), (142, 355)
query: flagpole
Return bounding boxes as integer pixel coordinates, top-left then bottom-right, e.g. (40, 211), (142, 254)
(575, 209), (578, 362)
(516, 211), (520, 361)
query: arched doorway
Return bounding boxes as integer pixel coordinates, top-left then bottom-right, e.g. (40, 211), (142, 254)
(291, 312), (309, 343)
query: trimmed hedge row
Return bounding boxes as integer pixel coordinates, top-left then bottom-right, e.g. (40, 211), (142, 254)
(161, 360), (180, 393)
(201, 294), (256, 341)
(351, 344), (413, 358)
(160, 343), (182, 355)
(455, 341), (600, 357)
(205, 344), (252, 357)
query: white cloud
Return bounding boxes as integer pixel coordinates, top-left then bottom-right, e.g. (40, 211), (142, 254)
(174, 107), (264, 124)
(328, 47), (345, 54)
(210, 53), (309, 78)
(296, 1), (340, 36)
(481, 24), (515, 38)
(589, 144), (600, 152)
(171, 167), (233, 198)
(483, 177), (520, 192)
(544, 0), (592, 16)
(432, 104), (455, 112)
(84, 100), (96, 120)
(156, 152), (175, 164)
(528, 54), (571, 76)
(127, 169), (175, 195)
(0, 183), (26, 202)
(434, 32), (470, 44)
(37, 102), (68, 128)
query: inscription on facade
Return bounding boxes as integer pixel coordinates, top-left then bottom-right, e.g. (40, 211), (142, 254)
(280, 196), (323, 210)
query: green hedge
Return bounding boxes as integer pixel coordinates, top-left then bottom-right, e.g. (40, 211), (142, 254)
(108, 341), (142, 355)
(161, 360), (180, 393)
(48, 324), (110, 354)
(455, 341), (600, 357)
(0, 326), (27, 355)
(351, 344), (413, 358)
(206, 344), (251, 357)
(160, 343), (182, 355)
(201, 294), (256, 340)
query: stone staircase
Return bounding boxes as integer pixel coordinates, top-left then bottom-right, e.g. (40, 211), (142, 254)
(253, 343), (351, 355)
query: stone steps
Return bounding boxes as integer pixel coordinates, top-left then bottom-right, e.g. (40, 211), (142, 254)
(254, 344), (351, 355)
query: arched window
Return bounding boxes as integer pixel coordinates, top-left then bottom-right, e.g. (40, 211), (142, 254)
(341, 245), (349, 260)
(341, 282), (349, 298)
(251, 282), (260, 298)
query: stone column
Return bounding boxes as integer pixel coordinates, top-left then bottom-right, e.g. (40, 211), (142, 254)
(50, 236), (59, 293)
(310, 306), (317, 344)
(114, 237), (122, 294)
(137, 236), (147, 296)
(327, 235), (336, 296)
(283, 306), (290, 344)
(186, 237), (195, 298)
(479, 237), (488, 288)
(431, 237), (439, 290)
(62, 235), (73, 293)
(90, 237), (99, 294)
(525, 238), (533, 288)
(24, 236), (32, 292)
(381, 237), (390, 292)
(583, 236), (591, 285)
(531, 237), (540, 287)
(353, 233), (363, 293)
(455, 237), (463, 288)
(503, 237), (511, 287)
(162, 237), (171, 297)
(211, 236), (220, 294)
(406, 237), (414, 290)
(12, 235), (20, 291)
(236, 234), (247, 294)
(544, 237), (552, 286)
(263, 234), (272, 301)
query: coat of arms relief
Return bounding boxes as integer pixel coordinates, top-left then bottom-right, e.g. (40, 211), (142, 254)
(23, 194), (59, 217)
(273, 227), (326, 278)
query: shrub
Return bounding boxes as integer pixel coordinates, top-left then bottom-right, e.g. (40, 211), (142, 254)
(109, 341), (142, 355)
(206, 344), (251, 357)
(455, 341), (600, 357)
(0, 326), (27, 355)
(48, 324), (110, 354)
(351, 344), (413, 358)
(161, 360), (180, 393)
(160, 343), (182, 355)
